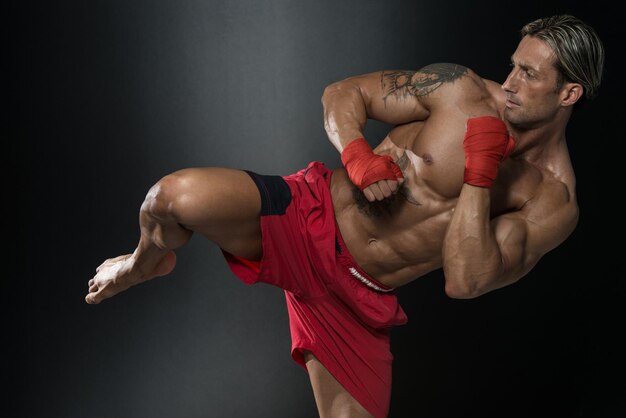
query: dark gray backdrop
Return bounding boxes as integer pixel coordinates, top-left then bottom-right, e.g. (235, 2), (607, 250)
(7, 0), (624, 417)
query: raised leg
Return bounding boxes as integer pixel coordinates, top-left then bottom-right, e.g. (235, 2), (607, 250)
(304, 351), (375, 418)
(86, 167), (262, 304)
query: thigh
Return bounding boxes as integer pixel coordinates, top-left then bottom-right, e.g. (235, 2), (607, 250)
(304, 351), (375, 418)
(164, 167), (262, 259)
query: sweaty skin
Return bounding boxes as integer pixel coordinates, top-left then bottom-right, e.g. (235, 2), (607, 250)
(85, 33), (586, 418)
(88, 41), (581, 304)
(325, 45), (580, 295)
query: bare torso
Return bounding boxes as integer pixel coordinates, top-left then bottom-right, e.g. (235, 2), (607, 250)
(331, 73), (577, 288)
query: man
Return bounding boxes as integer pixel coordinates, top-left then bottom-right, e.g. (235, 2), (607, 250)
(86, 14), (604, 418)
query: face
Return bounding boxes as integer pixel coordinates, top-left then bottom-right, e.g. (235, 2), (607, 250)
(502, 36), (564, 129)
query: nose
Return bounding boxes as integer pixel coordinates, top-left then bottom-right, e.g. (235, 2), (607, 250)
(502, 68), (518, 93)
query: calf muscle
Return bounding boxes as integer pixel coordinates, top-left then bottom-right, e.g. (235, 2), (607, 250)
(86, 166), (264, 304)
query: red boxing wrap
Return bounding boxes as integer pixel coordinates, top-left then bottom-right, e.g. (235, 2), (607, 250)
(341, 138), (404, 190)
(463, 116), (516, 188)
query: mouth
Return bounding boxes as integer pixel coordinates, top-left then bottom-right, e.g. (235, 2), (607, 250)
(505, 97), (520, 108)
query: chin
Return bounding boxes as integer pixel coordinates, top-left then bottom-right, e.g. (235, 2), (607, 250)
(503, 108), (517, 123)
(503, 110), (527, 129)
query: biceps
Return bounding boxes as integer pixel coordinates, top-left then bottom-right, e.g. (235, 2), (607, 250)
(367, 64), (471, 123)
(346, 70), (428, 125)
(492, 217), (541, 282)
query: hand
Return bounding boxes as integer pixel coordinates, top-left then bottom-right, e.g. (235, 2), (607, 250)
(362, 178), (403, 202)
(463, 116), (515, 188)
(341, 138), (404, 198)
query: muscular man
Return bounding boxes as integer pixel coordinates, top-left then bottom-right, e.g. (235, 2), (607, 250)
(86, 15), (604, 418)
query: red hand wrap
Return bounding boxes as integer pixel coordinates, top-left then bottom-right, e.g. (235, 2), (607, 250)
(341, 138), (404, 190)
(463, 116), (516, 188)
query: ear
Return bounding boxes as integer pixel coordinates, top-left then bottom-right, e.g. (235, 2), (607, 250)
(560, 82), (583, 107)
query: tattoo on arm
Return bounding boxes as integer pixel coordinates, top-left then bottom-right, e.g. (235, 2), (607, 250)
(381, 63), (468, 105)
(396, 153), (420, 206)
(396, 152), (410, 171)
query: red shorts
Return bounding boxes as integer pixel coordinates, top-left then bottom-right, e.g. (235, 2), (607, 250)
(222, 161), (408, 418)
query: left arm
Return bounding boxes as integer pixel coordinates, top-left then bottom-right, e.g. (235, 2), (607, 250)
(441, 115), (577, 298)
(442, 183), (578, 298)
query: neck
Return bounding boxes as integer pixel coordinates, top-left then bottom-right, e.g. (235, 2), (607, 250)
(509, 125), (563, 164)
(503, 108), (572, 166)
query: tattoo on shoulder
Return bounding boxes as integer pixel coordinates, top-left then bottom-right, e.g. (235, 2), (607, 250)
(381, 63), (468, 104)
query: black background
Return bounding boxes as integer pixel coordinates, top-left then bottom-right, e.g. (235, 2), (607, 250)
(7, 0), (625, 417)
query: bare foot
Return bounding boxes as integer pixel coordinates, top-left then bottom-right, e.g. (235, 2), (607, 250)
(85, 250), (177, 304)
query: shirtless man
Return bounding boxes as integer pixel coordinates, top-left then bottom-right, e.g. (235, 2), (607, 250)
(86, 14), (604, 418)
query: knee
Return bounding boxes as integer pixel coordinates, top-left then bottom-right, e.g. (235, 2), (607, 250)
(141, 170), (194, 220)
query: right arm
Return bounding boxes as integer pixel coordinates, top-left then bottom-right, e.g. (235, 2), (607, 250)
(322, 64), (469, 201)
(322, 70), (429, 152)
(322, 64), (469, 151)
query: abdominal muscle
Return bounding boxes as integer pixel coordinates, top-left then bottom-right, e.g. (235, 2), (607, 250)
(331, 122), (463, 288)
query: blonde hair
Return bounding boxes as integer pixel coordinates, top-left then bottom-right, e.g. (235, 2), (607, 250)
(522, 15), (604, 100)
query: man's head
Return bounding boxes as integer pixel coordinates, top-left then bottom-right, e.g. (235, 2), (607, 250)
(502, 15), (604, 128)
(521, 14), (604, 101)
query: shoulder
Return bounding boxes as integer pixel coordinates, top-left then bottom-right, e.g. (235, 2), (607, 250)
(522, 177), (579, 252)
(415, 63), (473, 81)
(402, 63), (493, 103)
(492, 173), (578, 268)
(417, 63), (488, 86)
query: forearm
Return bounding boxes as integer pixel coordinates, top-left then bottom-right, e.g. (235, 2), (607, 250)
(442, 185), (503, 298)
(322, 80), (369, 152)
(323, 72), (421, 199)
(442, 115), (517, 298)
